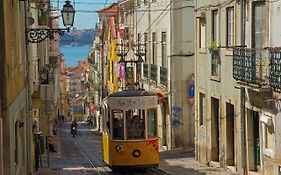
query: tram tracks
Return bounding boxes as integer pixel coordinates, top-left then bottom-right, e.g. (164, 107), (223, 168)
(73, 126), (170, 175)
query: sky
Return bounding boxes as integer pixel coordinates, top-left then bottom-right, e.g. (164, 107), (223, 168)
(51, 0), (117, 29)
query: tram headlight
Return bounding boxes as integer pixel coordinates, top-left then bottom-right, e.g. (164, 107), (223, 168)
(132, 149), (141, 158)
(115, 145), (123, 152)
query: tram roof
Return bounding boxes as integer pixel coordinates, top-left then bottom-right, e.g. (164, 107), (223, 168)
(108, 89), (156, 97)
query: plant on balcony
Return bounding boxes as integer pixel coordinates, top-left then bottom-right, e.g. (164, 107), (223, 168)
(208, 41), (219, 56)
(39, 10), (49, 26)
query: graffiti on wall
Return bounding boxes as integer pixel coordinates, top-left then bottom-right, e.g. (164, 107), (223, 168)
(172, 106), (183, 127)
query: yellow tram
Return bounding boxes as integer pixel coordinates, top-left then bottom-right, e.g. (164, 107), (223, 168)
(101, 89), (159, 169)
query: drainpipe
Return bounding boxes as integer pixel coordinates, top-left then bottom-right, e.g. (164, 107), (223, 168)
(240, 0), (247, 174)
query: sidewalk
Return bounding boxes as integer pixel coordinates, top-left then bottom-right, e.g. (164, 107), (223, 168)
(159, 148), (239, 175)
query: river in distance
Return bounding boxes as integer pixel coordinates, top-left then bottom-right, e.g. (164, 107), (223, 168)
(60, 45), (92, 67)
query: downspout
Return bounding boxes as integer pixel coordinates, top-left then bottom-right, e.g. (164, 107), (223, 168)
(240, 0), (247, 174)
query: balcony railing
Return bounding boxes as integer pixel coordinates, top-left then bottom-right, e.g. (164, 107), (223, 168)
(269, 48), (281, 91)
(143, 63), (148, 78)
(233, 48), (268, 86)
(151, 64), (158, 82)
(160, 67), (167, 86)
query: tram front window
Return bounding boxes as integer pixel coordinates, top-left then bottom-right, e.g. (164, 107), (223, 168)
(127, 110), (145, 139)
(148, 109), (157, 138)
(112, 110), (124, 139)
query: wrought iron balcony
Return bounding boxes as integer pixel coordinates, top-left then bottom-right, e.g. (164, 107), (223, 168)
(143, 63), (148, 78)
(233, 48), (268, 87)
(151, 64), (158, 82)
(160, 67), (167, 86)
(269, 48), (281, 91)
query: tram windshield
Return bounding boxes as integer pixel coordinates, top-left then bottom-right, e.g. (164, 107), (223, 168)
(126, 109), (145, 140)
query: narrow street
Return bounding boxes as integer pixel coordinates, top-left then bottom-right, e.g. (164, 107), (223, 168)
(35, 122), (237, 175)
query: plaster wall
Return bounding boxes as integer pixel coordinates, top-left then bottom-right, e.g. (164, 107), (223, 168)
(195, 0), (243, 172)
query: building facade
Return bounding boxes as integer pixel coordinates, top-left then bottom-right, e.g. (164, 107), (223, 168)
(195, 0), (243, 173)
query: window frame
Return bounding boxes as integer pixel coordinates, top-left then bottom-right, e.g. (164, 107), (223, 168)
(260, 113), (276, 158)
(161, 32), (167, 68)
(226, 7), (234, 47)
(147, 108), (158, 139)
(198, 17), (206, 51)
(212, 10), (219, 45)
(252, 2), (267, 49)
(211, 53), (220, 78)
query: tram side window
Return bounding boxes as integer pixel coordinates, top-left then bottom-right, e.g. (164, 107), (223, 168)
(112, 110), (124, 140)
(148, 109), (157, 138)
(127, 109), (145, 139)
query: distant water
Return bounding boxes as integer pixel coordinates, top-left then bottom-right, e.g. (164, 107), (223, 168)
(61, 45), (92, 67)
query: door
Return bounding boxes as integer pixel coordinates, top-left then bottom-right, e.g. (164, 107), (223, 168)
(211, 97), (220, 161)
(162, 102), (167, 146)
(226, 103), (235, 166)
(253, 111), (260, 170)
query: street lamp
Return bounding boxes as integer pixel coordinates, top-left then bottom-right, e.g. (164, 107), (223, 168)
(26, 0), (75, 43)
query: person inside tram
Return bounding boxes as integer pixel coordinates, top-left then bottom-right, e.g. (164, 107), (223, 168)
(113, 118), (123, 139)
(127, 115), (144, 138)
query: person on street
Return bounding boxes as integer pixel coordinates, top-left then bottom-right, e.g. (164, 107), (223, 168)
(48, 136), (56, 152)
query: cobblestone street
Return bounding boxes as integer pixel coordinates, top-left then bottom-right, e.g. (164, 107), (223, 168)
(34, 122), (238, 175)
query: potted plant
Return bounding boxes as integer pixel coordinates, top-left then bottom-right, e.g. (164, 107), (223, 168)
(39, 10), (49, 26)
(208, 41), (219, 56)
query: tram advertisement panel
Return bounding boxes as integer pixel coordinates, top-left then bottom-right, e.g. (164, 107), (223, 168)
(107, 96), (158, 110)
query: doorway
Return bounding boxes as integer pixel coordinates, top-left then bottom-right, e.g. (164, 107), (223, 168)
(247, 110), (260, 171)
(211, 97), (220, 161)
(226, 103), (235, 166)
(162, 101), (168, 146)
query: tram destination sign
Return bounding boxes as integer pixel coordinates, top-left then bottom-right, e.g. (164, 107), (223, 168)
(108, 96), (158, 110)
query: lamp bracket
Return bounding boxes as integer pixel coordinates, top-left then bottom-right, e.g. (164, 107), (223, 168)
(26, 28), (70, 43)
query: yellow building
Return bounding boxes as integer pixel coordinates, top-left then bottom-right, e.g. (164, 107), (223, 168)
(1, 0), (32, 174)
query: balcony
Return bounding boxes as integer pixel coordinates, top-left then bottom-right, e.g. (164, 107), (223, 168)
(160, 67), (167, 86)
(151, 64), (158, 82)
(143, 63), (148, 78)
(233, 48), (268, 87)
(269, 48), (281, 91)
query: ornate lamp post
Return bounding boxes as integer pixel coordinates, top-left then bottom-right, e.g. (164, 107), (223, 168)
(26, 0), (75, 43)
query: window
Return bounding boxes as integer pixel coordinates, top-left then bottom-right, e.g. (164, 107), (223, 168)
(144, 33), (148, 62)
(261, 113), (275, 157)
(112, 110), (124, 140)
(199, 18), (206, 49)
(152, 32), (157, 64)
(253, 3), (266, 48)
(161, 32), (167, 67)
(226, 7), (234, 47)
(211, 54), (220, 77)
(212, 10), (219, 44)
(199, 93), (206, 126)
(147, 109), (157, 138)
(126, 109), (145, 139)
